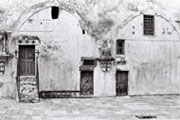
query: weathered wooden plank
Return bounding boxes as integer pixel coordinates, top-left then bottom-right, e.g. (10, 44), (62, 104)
(80, 71), (93, 95)
(116, 71), (128, 96)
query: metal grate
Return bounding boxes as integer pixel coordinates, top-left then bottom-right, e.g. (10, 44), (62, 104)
(51, 6), (59, 19)
(135, 115), (157, 119)
(39, 91), (80, 98)
(144, 15), (154, 36)
(116, 40), (125, 55)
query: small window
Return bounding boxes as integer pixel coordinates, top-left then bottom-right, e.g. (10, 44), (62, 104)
(82, 29), (85, 34)
(116, 40), (125, 55)
(143, 15), (154, 36)
(83, 60), (95, 65)
(51, 6), (59, 19)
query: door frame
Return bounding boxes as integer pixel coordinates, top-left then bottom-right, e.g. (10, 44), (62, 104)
(14, 35), (41, 102)
(116, 71), (129, 96)
(17, 45), (39, 102)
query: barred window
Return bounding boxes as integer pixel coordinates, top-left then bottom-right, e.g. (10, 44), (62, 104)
(144, 15), (154, 36)
(116, 40), (125, 55)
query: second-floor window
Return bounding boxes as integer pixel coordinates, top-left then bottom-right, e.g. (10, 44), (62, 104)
(144, 15), (154, 36)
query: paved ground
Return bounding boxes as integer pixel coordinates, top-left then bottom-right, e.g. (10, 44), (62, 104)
(0, 95), (180, 120)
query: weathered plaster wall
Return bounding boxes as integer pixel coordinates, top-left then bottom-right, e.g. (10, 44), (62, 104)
(94, 64), (116, 96)
(0, 32), (16, 98)
(114, 13), (180, 95)
(16, 8), (96, 91)
(127, 41), (180, 95)
(1, 0), (180, 98)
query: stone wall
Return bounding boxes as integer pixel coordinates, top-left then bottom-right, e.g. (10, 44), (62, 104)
(113, 12), (180, 95)
(19, 76), (39, 102)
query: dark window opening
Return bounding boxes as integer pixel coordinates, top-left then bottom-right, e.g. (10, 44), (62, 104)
(116, 40), (125, 55)
(83, 60), (95, 65)
(82, 29), (85, 34)
(80, 58), (96, 71)
(144, 15), (154, 36)
(51, 6), (59, 19)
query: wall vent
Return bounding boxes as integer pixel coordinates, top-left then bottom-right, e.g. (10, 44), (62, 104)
(83, 60), (95, 65)
(39, 91), (80, 98)
(135, 115), (157, 119)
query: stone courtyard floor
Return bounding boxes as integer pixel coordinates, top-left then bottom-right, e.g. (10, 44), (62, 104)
(0, 95), (180, 120)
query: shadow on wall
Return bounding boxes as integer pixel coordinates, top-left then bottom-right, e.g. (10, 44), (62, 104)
(91, 18), (114, 40)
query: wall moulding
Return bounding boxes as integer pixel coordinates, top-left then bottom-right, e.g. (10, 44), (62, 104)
(12, 35), (41, 45)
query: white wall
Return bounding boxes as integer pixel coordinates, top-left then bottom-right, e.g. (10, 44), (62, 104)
(114, 14), (180, 95)
(16, 8), (96, 91)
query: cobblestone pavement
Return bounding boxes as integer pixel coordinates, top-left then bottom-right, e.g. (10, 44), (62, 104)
(0, 95), (180, 120)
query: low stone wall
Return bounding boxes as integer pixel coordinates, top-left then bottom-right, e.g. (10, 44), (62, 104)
(19, 76), (39, 103)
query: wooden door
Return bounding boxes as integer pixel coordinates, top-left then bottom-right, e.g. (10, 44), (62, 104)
(116, 71), (128, 96)
(19, 45), (35, 76)
(80, 71), (93, 95)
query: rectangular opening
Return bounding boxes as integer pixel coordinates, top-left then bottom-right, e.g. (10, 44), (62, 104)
(0, 32), (6, 52)
(135, 115), (157, 119)
(0, 62), (5, 73)
(82, 29), (85, 34)
(144, 15), (154, 36)
(83, 60), (95, 65)
(116, 71), (128, 96)
(116, 40), (125, 55)
(51, 6), (59, 19)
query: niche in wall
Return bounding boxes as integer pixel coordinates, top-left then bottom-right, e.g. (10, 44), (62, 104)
(51, 6), (59, 19)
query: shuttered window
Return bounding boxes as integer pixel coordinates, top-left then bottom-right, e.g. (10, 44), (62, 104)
(19, 45), (35, 76)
